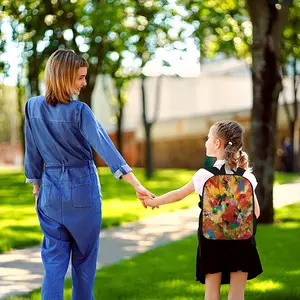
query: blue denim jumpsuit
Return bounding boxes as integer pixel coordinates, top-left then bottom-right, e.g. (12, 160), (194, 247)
(24, 96), (132, 300)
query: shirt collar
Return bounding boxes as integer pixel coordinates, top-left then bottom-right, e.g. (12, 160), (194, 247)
(213, 159), (225, 169)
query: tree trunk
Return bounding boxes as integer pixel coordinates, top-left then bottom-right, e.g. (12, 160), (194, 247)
(292, 57), (299, 171)
(116, 86), (124, 155)
(141, 75), (154, 179)
(248, 1), (290, 223)
(79, 73), (96, 107)
(79, 41), (105, 107)
(295, 118), (300, 171)
(144, 122), (153, 179)
(27, 54), (41, 97)
(17, 85), (25, 165)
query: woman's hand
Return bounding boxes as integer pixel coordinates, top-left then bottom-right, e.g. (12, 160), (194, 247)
(35, 195), (38, 211)
(135, 185), (159, 209)
(33, 186), (39, 211)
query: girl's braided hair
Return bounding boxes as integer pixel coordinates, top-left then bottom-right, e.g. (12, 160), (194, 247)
(211, 120), (250, 170)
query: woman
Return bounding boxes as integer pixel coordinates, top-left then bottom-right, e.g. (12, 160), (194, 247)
(24, 49), (152, 299)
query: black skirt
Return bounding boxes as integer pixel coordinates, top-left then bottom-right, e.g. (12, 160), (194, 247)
(196, 234), (263, 284)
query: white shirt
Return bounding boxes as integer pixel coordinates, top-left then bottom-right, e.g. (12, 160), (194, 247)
(192, 159), (258, 196)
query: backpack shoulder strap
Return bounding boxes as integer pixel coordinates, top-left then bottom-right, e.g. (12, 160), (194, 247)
(204, 167), (222, 176)
(233, 167), (246, 176)
(204, 164), (227, 175)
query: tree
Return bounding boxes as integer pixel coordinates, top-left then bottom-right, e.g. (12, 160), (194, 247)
(281, 0), (300, 171)
(5, 0), (85, 96)
(247, 0), (291, 223)
(128, 0), (175, 178)
(181, 0), (293, 223)
(101, 25), (139, 155)
(4, 0), (131, 107)
(3, 0), (176, 170)
(0, 14), (10, 82)
(180, 1), (251, 62)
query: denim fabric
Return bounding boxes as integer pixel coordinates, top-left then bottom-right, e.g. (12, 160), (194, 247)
(24, 95), (132, 299)
(24, 95), (132, 185)
(37, 161), (101, 300)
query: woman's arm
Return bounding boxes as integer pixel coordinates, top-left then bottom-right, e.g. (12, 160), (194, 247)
(24, 101), (44, 186)
(145, 180), (195, 207)
(79, 103), (132, 180)
(121, 172), (154, 208)
(121, 172), (142, 190)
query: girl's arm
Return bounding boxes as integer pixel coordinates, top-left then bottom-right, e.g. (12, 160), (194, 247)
(254, 193), (260, 218)
(145, 180), (195, 207)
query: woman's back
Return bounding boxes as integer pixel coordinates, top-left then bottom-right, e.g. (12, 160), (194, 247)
(25, 95), (92, 167)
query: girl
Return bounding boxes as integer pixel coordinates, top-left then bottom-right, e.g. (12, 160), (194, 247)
(24, 49), (153, 300)
(144, 120), (262, 300)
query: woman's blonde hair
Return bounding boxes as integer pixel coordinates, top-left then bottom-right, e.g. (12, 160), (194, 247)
(45, 49), (88, 106)
(211, 120), (250, 170)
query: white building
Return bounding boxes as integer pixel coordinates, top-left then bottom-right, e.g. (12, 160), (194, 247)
(92, 58), (297, 141)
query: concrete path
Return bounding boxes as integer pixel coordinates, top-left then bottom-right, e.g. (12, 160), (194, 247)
(0, 182), (299, 299)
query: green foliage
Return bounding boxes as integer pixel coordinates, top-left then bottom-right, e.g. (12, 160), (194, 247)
(2, 0), (177, 101)
(282, 0), (300, 65)
(179, 0), (251, 61)
(181, 0), (298, 67)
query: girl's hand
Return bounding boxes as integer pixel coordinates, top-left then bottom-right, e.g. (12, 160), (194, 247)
(144, 196), (158, 208)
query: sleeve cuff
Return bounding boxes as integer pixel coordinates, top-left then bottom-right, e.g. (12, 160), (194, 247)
(113, 164), (132, 180)
(26, 178), (42, 185)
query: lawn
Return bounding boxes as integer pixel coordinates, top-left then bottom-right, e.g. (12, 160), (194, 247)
(0, 167), (299, 254)
(0, 167), (198, 253)
(274, 171), (300, 185)
(7, 203), (300, 300)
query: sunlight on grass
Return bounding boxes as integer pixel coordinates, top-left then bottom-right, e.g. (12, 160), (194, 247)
(286, 269), (300, 275)
(276, 222), (300, 229)
(274, 171), (300, 185)
(6, 203), (300, 300)
(157, 279), (189, 289)
(248, 280), (283, 292)
(1, 166), (299, 254)
(0, 167), (199, 253)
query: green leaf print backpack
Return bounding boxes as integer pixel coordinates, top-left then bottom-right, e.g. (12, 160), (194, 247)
(201, 165), (255, 240)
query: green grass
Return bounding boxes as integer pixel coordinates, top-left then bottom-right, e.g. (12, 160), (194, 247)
(1, 167), (299, 254)
(7, 203), (300, 300)
(0, 167), (198, 253)
(274, 171), (300, 185)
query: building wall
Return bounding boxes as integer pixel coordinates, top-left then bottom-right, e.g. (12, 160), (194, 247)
(1, 72), (298, 170)
(134, 104), (298, 171)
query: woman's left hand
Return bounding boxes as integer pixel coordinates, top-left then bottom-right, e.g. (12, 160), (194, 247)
(135, 185), (158, 209)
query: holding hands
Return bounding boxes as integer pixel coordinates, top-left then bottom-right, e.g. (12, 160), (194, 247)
(143, 194), (158, 208)
(134, 185), (159, 209)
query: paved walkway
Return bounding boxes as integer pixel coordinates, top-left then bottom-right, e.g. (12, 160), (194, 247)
(0, 182), (299, 299)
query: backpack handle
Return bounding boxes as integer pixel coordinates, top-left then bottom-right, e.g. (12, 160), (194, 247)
(205, 164), (245, 176)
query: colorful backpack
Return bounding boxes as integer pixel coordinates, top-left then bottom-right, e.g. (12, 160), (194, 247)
(201, 165), (255, 240)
